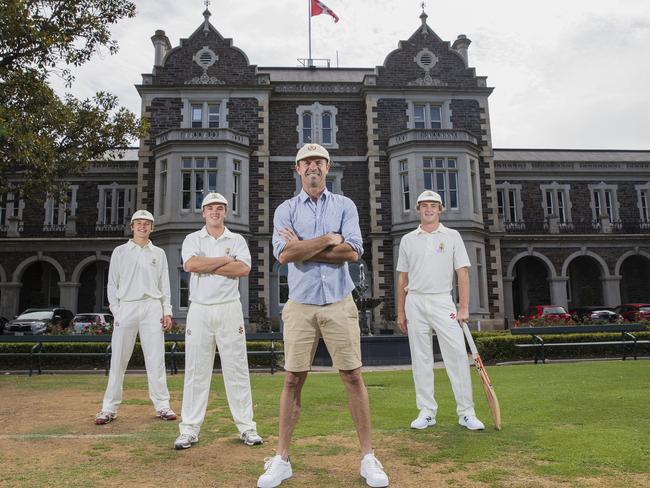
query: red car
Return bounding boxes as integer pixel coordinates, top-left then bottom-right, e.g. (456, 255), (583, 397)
(614, 303), (650, 322)
(521, 305), (572, 323)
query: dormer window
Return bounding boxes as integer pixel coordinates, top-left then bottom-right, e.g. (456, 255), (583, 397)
(296, 103), (339, 148)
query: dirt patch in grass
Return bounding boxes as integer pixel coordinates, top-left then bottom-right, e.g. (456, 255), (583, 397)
(0, 379), (648, 488)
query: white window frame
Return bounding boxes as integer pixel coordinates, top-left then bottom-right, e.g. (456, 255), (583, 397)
(540, 182), (572, 224)
(97, 183), (136, 226)
(423, 156), (459, 210)
(470, 158), (481, 216)
(413, 103), (442, 129)
(232, 159), (242, 215)
(44, 186), (78, 229)
(159, 159), (168, 215)
(181, 157), (218, 213)
(0, 191), (24, 229)
(399, 159), (410, 212)
(589, 182), (619, 222)
(635, 183), (650, 223)
(407, 100), (451, 129)
(296, 102), (339, 148)
(475, 247), (487, 309)
(183, 99), (227, 129)
(496, 182), (523, 222)
(178, 249), (190, 309)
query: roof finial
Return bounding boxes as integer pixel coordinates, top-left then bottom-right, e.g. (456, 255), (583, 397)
(420, 2), (428, 27)
(202, 0), (211, 31)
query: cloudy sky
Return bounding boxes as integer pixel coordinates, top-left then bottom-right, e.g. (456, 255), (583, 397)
(51, 0), (650, 149)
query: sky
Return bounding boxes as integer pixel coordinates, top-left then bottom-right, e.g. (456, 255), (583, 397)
(50, 0), (650, 150)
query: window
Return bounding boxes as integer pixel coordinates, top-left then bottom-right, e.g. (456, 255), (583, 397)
(97, 184), (135, 227)
(540, 183), (572, 224)
(159, 159), (167, 215)
(178, 250), (189, 308)
(496, 183), (522, 223)
(641, 190), (649, 222)
(296, 102), (339, 147)
(278, 264), (289, 305)
(399, 159), (410, 211)
(470, 159), (481, 215)
(589, 183), (619, 222)
(413, 103), (442, 129)
(232, 159), (241, 214)
(423, 157), (458, 209)
(182, 157), (218, 212)
(476, 247), (486, 309)
(44, 187), (77, 229)
(636, 183), (650, 225)
(0, 191), (23, 229)
(186, 101), (223, 129)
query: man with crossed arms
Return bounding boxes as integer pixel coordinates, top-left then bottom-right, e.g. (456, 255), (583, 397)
(173, 192), (262, 449)
(397, 190), (485, 432)
(257, 143), (389, 488)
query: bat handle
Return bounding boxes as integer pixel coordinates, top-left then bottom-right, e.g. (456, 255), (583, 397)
(461, 321), (479, 356)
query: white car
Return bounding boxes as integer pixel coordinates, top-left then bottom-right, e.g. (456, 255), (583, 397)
(72, 313), (114, 334)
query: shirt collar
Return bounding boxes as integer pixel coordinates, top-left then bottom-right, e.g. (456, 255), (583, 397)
(127, 239), (152, 249)
(298, 187), (330, 203)
(198, 225), (234, 240)
(416, 223), (448, 235)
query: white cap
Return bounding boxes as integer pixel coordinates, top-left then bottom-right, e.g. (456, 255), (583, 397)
(130, 209), (154, 223)
(295, 143), (330, 164)
(201, 192), (228, 208)
(416, 190), (445, 209)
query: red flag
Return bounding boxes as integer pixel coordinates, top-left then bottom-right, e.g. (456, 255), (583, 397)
(311, 0), (339, 23)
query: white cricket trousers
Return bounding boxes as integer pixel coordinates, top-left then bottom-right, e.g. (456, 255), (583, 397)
(102, 298), (171, 413)
(179, 300), (256, 437)
(405, 292), (476, 418)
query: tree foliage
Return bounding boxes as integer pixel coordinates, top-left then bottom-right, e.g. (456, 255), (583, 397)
(0, 0), (145, 201)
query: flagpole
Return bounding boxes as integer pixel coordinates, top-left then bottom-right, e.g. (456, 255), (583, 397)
(308, 0), (312, 66)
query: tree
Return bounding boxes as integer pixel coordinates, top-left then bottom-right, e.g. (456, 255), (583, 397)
(0, 0), (145, 201)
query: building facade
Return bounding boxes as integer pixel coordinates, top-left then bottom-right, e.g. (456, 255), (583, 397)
(1, 9), (648, 329)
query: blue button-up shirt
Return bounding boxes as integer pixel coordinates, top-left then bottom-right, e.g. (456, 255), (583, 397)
(272, 189), (364, 305)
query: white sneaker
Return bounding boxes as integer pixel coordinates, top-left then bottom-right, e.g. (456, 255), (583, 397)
(241, 429), (264, 446)
(257, 455), (292, 488)
(174, 432), (198, 450)
(459, 415), (485, 431)
(410, 411), (436, 430)
(360, 452), (389, 487)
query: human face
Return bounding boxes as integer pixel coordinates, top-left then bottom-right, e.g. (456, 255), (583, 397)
(202, 203), (227, 228)
(295, 157), (330, 190)
(131, 219), (153, 240)
(417, 201), (443, 225)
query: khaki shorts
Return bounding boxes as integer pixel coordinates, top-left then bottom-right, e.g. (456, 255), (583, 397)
(282, 294), (362, 372)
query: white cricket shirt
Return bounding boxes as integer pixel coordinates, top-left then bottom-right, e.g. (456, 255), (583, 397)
(107, 240), (172, 317)
(396, 223), (471, 294)
(182, 226), (252, 305)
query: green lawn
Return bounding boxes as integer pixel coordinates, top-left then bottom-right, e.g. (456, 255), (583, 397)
(0, 360), (649, 487)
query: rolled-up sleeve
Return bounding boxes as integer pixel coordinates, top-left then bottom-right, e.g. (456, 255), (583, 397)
(272, 201), (292, 260)
(234, 235), (252, 268)
(181, 233), (200, 272)
(341, 199), (363, 257)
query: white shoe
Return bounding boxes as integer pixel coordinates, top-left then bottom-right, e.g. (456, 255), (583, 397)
(174, 432), (198, 449)
(360, 452), (389, 487)
(241, 429), (264, 446)
(459, 415), (485, 431)
(257, 455), (292, 488)
(410, 411), (436, 430)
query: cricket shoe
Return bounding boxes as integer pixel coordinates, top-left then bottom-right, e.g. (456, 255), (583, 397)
(174, 433), (198, 450)
(459, 415), (485, 431)
(94, 411), (116, 425)
(156, 407), (177, 421)
(257, 455), (292, 488)
(240, 429), (263, 446)
(410, 411), (436, 430)
(360, 452), (389, 487)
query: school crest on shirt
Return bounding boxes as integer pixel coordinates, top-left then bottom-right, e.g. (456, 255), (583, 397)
(151, 258), (157, 265)
(225, 247), (231, 256)
(436, 242), (446, 253)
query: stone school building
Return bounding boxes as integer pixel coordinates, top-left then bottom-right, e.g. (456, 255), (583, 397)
(1, 9), (649, 329)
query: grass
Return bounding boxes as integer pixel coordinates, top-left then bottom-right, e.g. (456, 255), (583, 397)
(0, 360), (649, 487)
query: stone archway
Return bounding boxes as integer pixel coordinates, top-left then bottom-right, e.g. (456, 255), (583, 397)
(618, 255), (650, 303)
(567, 255), (605, 307)
(511, 256), (552, 317)
(18, 261), (62, 312)
(77, 261), (111, 312)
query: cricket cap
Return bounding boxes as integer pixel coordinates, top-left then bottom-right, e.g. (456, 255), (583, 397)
(201, 192), (228, 208)
(295, 143), (330, 164)
(416, 190), (445, 209)
(130, 209), (154, 223)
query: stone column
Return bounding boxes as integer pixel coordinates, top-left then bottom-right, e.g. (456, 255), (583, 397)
(59, 282), (81, 314)
(548, 277), (569, 308)
(65, 215), (77, 236)
(601, 275), (622, 307)
(547, 215), (559, 234)
(7, 216), (21, 237)
(0, 282), (22, 319)
(502, 277), (514, 325)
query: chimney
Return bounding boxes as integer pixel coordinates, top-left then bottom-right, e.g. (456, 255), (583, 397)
(151, 30), (171, 68)
(452, 34), (472, 66)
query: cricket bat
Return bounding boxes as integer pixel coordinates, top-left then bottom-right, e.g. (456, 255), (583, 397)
(461, 322), (502, 430)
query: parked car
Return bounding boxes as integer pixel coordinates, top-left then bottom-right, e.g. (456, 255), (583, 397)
(0, 316), (8, 335)
(569, 306), (622, 324)
(614, 303), (650, 322)
(4, 308), (74, 335)
(72, 313), (113, 334)
(522, 305), (572, 323)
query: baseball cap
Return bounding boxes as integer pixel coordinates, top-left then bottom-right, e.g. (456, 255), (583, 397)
(201, 192), (228, 208)
(295, 143), (330, 164)
(416, 190), (444, 209)
(130, 209), (154, 223)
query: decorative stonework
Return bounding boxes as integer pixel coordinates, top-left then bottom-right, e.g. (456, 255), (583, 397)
(185, 46), (224, 85)
(274, 83), (360, 94)
(414, 48), (437, 71)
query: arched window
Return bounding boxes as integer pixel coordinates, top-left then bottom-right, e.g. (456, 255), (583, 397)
(302, 113), (313, 143)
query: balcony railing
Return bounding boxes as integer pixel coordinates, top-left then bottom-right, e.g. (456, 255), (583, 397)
(503, 219), (650, 235)
(503, 220), (549, 234)
(388, 128), (479, 148)
(155, 128), (250, 147)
